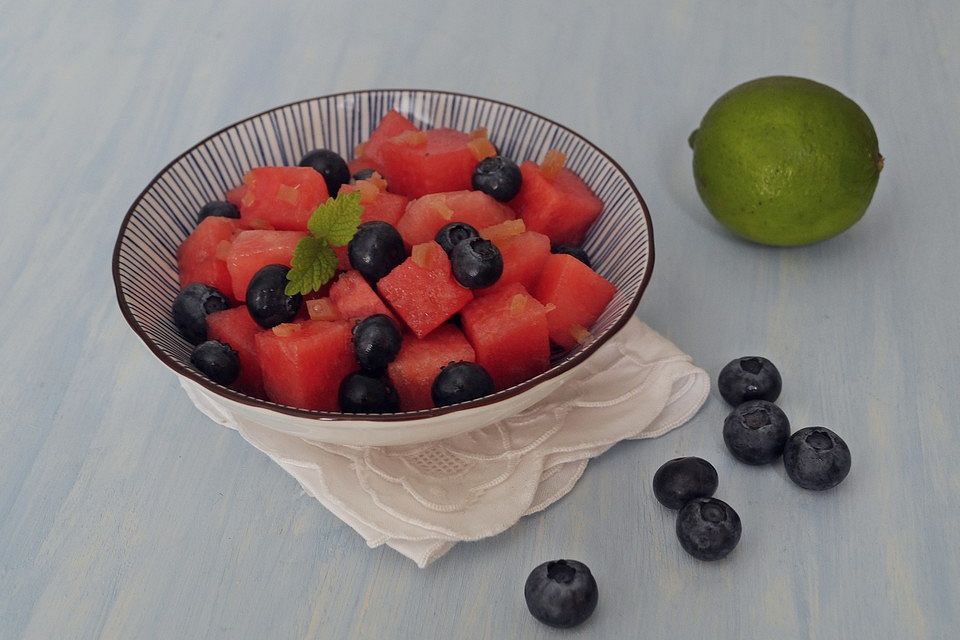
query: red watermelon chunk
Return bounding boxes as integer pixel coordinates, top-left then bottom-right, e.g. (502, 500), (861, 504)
(387, 325), (476, 411)
(380, 128), (478, 198)
(476, 230), (551, 297)
(339, 181), (408, 226)
(357, 110), (419, 170)
(328, 270), (396, 323)
(239, 167), (329, 231)
(397, 191), (515, 248)
(255, 320), (357, 411)
(533, 254), (617, 349)
(361, 190), (407, 225)
(225, 230), (306, 300)
(461, 283), (550, 390)
(177, 216), (242, 297)
(207, 306), (265, 396)
(377, 241), (473, 338)
(332, 245), (351, 271)
(179, 259), (235, 299)
(511, 161), (603, 246)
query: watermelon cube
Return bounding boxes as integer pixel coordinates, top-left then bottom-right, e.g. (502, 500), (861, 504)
(255, 320), (357, 411)
(206, 306), (265, 396)
(357, 110), (419, 170)
(377, 241), (473, 338)
(533, 254), (617, 349)
(332, 245), (351, 271)
(476, 230), (551, 297)
(225, 230), (306, 300)
(239, 166), (329, 231)
(328, 270), (396, 323)
(387, 325), (476, 411)
(177, 216), (242, 297)
(396, 191), (515, 248)
(460, 283), (550, 390)
(511, 161), (603, 246)
(380, 129), (479, 198)
(339, 181), (408, 226)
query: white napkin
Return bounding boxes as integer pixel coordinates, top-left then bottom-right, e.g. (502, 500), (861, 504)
(186, 317), (709, 567)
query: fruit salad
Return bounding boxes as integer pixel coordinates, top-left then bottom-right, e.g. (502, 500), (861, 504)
(173, 110), (617, 413)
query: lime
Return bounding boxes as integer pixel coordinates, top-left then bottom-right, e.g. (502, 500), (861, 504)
(689, 76), (883, 246)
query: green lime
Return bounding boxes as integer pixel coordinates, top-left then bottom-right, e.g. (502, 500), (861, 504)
(689, 76), (883, 246)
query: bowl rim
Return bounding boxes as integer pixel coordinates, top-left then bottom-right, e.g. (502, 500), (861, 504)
(112, 88), (655, 423)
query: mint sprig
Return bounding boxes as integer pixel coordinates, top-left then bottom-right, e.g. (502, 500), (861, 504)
(285, 191), (363, 296)
(307, 191), (363, 245)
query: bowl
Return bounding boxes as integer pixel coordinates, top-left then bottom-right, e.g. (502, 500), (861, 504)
(113, 89), (653, 446)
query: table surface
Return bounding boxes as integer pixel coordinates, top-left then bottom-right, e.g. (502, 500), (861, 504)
(3, 1), (959, 638)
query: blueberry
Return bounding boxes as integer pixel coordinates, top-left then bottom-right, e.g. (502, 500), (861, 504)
(472, 156), (522, 202)
(524, 559), (598, 629)
(431, 361), (495, 407)
(190, 340), (240, 385)
(676, 497), (742, 561)
(171, 283), (230, 344)
(450, 237), (503, 288)
(718, 356), (782, 405)
(552, 244), (592, 268)
(783, 427), (851, 491)
(197, 200), (240, 223)
(352, 314), (401, 373)
(652, 457), (719, 509)
(298, 148), (351, 196)
(723, 400), (790, 465)
(435, 222), (479, 256)
(352, 168), (376, 181)
(347, 221), (406, 283)
(338, 373), (399, 413)
(245, 264), (302, 328)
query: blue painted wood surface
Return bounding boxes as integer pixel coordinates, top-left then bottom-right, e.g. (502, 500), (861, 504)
(1, 1), (958, 638)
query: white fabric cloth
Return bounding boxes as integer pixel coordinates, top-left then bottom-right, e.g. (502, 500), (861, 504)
(189, 317), (709, 567)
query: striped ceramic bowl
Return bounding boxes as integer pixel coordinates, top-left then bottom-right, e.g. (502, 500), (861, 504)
(112, 90), (653, 446)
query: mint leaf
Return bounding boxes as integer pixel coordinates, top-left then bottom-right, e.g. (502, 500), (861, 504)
(307, 191), (362, 247)
(285, 236), (337, 296)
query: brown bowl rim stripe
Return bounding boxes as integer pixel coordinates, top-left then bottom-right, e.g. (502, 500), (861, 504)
(111, 89), (655, 422)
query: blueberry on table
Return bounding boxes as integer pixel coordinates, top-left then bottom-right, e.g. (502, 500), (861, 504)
(298, 148), (351, 196)
(431, 361), (495, 407)
(434, 222), (479, 256)
(197, 200), (240, 223)
(351, 168), (376, 181)
(338, 373), (400, 413)
(652, 457), (719, 509)
(524, 559), (598, 629)
(190, 340), (239, 386)
(245, 264), (302, 328)
(352, 314), (401, 373)
(471, 155), (522, 202)
(450, 237), (503, 288)
(172, 283), (230, 344)
(723, 400), (790, 465)
(676, 497), (742, 561)
(551, 244), (592, 268)
(783, 427), (851, 490)
(717, 356), (782, 405)
(348, 221), (406, 283)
